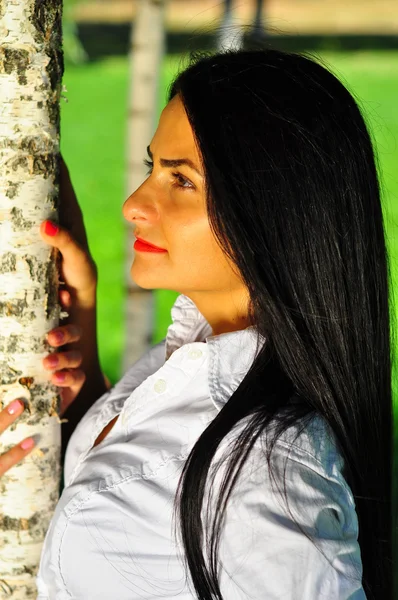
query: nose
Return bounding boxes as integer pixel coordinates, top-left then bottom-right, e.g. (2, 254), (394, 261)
(122, 182), (157, 225)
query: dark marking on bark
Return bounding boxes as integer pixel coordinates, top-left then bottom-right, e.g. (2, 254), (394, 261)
(26, 584), (36, 597)
(46, 92), (60, 129)
(0, 297), (39, 327)
(35, 398), (46, 413)
(33, 287), (41, 301)
(31, 0), (63, 51)
(49, 47), (64, 94)
(0, 362), (22, 386)
(3, 145), (58, 179)
(0, 253), (16, 273)
(45, 254), (58, 321)
(3, 334), (17, 354)
(31, 446), (60, 482)
(19, 135), (39, 154)
(10, 206), (34, 230)
(0, 298), (27, 317)
(11, 156), (28, 172)
(33, 153), (56, 178)
(0, 511), (50, 541)
(20, 94), (33, 101)
(37, 101), (43, 108)
(2, 136), (52, 155)
(0, 477), (9, 495)
(5, 181), (19, 199)
(46, 187), (59, 213)
(23, 387), (61, 425)
(0, 48), (30, 85)
(11, 563), (36, 576)
(0, 580), (13, 596)
(30, 0), (64, 133)
(24, 255), (47, 282)
(0, 334), (43, 354)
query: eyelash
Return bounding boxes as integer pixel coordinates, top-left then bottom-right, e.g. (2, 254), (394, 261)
(143, 158), (194, 189)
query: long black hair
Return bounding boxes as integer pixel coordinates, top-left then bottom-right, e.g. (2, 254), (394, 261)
(169, 49), (395, 599)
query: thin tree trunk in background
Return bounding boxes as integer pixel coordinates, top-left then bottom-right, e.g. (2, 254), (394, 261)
(217, 0), (243, 51)
(123, 0), (166, 375)
(0, 1), (64, 596)
(253, 0), (264, 33)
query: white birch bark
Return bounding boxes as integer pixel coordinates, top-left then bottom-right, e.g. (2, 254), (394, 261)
(123, 0), (166, 375)
(0, 0), (64, 597)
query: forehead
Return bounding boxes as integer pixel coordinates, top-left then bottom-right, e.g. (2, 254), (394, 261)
(151, 95), (199, 160)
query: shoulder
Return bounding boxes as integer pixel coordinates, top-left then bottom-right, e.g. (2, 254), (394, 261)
(270, 412), (346, 480)
(211, 414), (364, 599)
(214, 411), (356, 522)
(265, 414), (356, 519)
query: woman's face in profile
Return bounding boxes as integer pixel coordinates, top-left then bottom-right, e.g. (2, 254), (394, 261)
(123, 94), (245, 299)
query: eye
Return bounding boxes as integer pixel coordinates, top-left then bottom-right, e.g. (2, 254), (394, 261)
(143, 158), (153, 175)
(171, 172), (194, 189)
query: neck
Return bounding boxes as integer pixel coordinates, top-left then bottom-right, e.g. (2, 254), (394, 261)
(185, 288), (251, 337)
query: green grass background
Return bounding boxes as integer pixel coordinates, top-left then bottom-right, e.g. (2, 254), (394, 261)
(60, 53), (398, 586)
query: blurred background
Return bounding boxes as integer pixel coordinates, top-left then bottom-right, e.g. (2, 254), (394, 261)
(60, 0), (397, 590)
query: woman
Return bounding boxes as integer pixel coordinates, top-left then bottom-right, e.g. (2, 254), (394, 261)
(1, 49), (394, 599)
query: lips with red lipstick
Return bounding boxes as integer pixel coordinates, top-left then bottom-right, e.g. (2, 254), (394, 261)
(134, 236), (167, 253)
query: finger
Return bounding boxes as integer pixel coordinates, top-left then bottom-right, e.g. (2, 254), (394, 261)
(45, 324), (82, 347)
(0, 399), (25, 436)
(43, 350), (82, 371)
(59, 288), (72, 308)
(0, 437), (35, 476)
(51, 368), (86, 388)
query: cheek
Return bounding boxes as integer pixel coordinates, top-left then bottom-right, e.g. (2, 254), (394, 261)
(164, 209), (210, 249)
(176, 227), (230, 276)
(162, 206), (233, 273)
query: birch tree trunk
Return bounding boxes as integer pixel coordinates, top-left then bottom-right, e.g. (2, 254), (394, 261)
(123, 0), (166, 375)
(0, 1), (64, 597)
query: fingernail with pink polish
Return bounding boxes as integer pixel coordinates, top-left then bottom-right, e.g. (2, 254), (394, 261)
(21, 438), (35, 450)
(7, 399), (25, 415)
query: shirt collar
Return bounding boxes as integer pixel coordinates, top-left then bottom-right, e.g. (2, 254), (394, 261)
(164, 294), (267, 411)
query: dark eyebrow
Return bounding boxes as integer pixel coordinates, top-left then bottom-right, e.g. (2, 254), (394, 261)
(147, 145), (202, 177)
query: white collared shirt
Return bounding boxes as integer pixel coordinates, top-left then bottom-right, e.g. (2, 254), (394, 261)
(36, 294), (366, 599)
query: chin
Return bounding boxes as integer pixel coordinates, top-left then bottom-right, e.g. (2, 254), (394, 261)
(130, 268), (160, 290)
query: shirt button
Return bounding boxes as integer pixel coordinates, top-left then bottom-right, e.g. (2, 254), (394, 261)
(188, 348), (203, 359)
(154, 379), (167, 393)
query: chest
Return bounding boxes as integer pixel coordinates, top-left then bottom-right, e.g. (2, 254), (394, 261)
(92, 415), (119, 448)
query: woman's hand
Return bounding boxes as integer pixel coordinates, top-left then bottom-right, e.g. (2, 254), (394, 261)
(0, 400), (35, 476)
(40, 219), (107, 418)
(40, 156), (110, 420)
